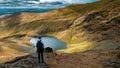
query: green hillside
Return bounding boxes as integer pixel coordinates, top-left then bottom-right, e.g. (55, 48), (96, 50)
(0, 0), (120, 54)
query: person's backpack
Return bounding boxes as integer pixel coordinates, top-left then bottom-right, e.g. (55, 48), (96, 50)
(36, 40), (44, 49)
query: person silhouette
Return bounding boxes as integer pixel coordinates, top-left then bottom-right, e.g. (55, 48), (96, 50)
(36, 37), (44, 63)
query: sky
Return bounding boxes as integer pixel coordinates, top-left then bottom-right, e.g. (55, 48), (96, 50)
(39, 0), (99, 4)
(0, 0), (98, 7)
(0, 0), (99, 15)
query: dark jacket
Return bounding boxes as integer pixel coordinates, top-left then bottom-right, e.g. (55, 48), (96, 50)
(36, 40), (44, 49)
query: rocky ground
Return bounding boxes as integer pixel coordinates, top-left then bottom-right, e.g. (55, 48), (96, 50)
(0, 48), (120, 68)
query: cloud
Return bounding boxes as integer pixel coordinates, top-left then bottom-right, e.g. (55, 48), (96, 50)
(0, 0), (99, 4)
(0, 0), (99, 8)
(39, 0), (99, 4)
(0, 0), (12, 3)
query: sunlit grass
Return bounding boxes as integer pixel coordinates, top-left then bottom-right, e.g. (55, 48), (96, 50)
(58, 41), (96, 53)
(23, 40), (32, 47)
(0, 44), (29, 63)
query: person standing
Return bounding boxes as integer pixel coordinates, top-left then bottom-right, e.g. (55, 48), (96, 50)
(30, 37), (44, 63)
(36, 38), (44, 63)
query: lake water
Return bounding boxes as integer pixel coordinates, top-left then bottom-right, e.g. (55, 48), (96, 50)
(30, 36), (67, 50)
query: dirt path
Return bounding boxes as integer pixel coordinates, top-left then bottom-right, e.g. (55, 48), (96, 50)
(0, 53), (49, 68)
(0, 49), (120, 68)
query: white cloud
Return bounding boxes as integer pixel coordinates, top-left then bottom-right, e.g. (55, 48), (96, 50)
(0, 0), (99, 4)
(39, 0), (63, 3)
(0, 0), (12, 3)
(39, 0), (98, 4)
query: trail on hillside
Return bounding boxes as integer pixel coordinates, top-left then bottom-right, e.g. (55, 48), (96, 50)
(0, 48), (120, 68)
(0, 53), (49, 68)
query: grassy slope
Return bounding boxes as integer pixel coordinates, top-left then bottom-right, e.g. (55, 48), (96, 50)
(0, 0), (120, 54)
(0, 44), (28, 63)
(57, 0), (120, 53)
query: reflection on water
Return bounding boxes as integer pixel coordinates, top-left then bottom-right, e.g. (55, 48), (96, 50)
(30, 36), (67, 50)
